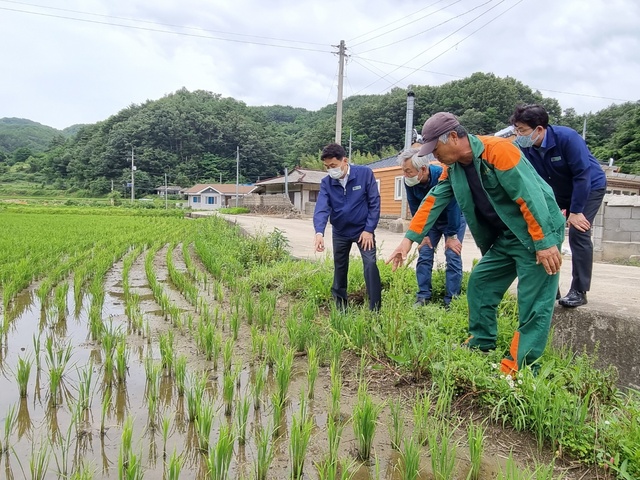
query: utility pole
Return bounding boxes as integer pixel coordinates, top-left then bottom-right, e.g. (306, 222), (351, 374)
(348, 129), (352, 163)
(582, 116), (587, 140)
(400, 89), (416, 221)
(334, 40), (346, 145)
(164, 173), (168, 210)
(235, 146), (240, 208)
(130, 146), (135, 203)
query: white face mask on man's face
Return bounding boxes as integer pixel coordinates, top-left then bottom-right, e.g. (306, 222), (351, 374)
(327, 165), (344, 179)
(404, 175), (420, 187)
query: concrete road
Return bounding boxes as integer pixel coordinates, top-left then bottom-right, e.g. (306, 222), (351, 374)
(220, 213), (640, 314)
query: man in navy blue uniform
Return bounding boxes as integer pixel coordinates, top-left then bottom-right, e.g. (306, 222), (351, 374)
(313, 143), (382, 311)
(399, 148), (466, 307)
(510, 104), (607, 308)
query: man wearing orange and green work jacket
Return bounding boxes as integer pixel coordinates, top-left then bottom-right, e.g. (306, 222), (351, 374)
(387, 112), (566, 376)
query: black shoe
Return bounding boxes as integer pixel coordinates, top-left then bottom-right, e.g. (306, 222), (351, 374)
(558, 289), (587, 308)
(414, 298), (431, 308)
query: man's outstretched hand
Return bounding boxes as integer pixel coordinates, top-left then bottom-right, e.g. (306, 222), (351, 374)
(386, 238), (413, 271)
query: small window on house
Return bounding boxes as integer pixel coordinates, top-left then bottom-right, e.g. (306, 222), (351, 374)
(192, 196), (200, 203)
(394, 176), (404, 200)
(207, 196), (216, 205)
(309, 191), (318, 202)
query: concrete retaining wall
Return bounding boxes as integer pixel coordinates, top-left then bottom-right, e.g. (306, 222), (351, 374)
(244, 194), (299, 215)
(552, 307), (640, 390)
(593, 195), (640, 261)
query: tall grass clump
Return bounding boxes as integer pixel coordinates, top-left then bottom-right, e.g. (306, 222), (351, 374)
(352, 382), (383, 461)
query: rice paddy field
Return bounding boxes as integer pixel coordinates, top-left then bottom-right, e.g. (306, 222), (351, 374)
(0, 205), (638, 480)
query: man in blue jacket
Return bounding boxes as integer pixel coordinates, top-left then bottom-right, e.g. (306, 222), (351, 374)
(398, 148), (467, 307)
(313, 143), (382, 311)
(510, 104), (607, 308)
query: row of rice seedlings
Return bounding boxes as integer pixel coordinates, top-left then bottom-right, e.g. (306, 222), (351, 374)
(250, 326), (265, 363)
(54, 281), (70, 320)
(197, 320), (222, 367)
(181, 242), (204, 287)
(223, 370), (236, 417)
(400, 436), (422, 480)
(388, 398), (404, 450)
(467, 419), (486, 480)
(252, 362), (267, 410)
(186, 373), (208, 423)
(352, 382), (383, 461)
(146, 361), (162, 430)
(274, 346), (295, 407)
(290, 393), (314, 480)
(166, 243), (200, 308)
(235, 394), (251, 445)
(306, 345), (319, 399)
(175, 354), (187, 396)
(413, 390), (432, 446)
(329, 360), (342, 422)
(159, 330), (175, 375)
(222, 338), (234, 373)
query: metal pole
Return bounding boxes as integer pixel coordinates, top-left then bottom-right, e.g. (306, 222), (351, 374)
(131, 146), (135, 203)
(235, 146), (240, 208)
(164, 173), (168, 209)
(400, 90), (415, 221)
(348, 129), (352, 163)
(335, 40), (346, 144)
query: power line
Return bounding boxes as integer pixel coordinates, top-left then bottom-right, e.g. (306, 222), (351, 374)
(0, 0), (329, 47)
(349, 0), (464, 48)
(351, 0), (508, 96)
(0, 4), (331, 53)
(357, 0), (494, 54)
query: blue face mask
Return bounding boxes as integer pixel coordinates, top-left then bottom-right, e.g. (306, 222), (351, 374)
(515, 129), (540, 148)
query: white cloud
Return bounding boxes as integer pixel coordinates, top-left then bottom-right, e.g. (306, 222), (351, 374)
(0, 0), (638, 130)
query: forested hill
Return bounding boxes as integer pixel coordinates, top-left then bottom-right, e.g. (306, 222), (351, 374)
(1, 72), (638, 196)
(0, 118), (65, 153)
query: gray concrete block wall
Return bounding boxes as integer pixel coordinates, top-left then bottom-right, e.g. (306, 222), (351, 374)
(597, 195), (640, 260)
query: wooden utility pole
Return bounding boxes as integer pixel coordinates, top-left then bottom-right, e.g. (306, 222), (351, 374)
(235, 146), (240, 208)
(335, 40), (346, 145)
(130, 146), (135, 203)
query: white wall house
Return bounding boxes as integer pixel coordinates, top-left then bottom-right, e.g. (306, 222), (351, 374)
(183, 184), (257, 210)
(253, 167), (325, 212)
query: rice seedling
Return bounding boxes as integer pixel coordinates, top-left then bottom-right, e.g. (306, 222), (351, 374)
(161, 413), (172, 459)
(186, 373), (206, 422)
(274, 347), (294, 406)
(265, 332), (282, 367)
(326, 411), (345, 466)
(467, 419), (486, 480)
(207, 423), (235, 480)
(307, 345), (319, 399)
(234, 362), (243, 389)
(427, 417), (459, 480)
(118, 449), (143, 480)
(45, 337), (73, 406)
(315, 458), (359, 480)
(115, 338), (129, 384)
(230, 311), (240, 341)
(1, 403), (17, 454)
(195, 400), (215, 452)
(271, 391), (287, 433)
(120, 415), (134, 470)
(77, 362), (93, 410)
(255, 423), (275, 480)
(400, 436), (422, 480)
(15, 354), (33, 398)
(33, 334), (42, 371)
(222, 370), (235, 417)
(222, 338), (234, 373)
(175, 354), (187, 396)
(214, 281), (224, 303)
(329, 360), (342, 422)
(250, 326), (265, 363)
(29, 441), (50, 480)
(413, 390), (432, 446)
(252, 362), (267, 410)
(166, 449), (184, 480)
(159, 330), (175, 376)
(69, 463), (95, 479)
(235, 394), (251, 445)
(433, 376), (454, 418)
(100, 389), (111, 436)
(146, 362), (162, 430)
(329, 332), (344, 368)
(388, 398), (404, 450)
(54, 281), (69, 319)
(243, 289), (255, 325)
(352, 382), (383, 461)
(289, 399), (314, 480)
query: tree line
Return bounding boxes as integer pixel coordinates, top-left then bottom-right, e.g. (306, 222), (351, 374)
(1, 72), (638, 197)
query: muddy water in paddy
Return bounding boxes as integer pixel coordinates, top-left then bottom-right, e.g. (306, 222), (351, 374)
(0, 244), (584, 479)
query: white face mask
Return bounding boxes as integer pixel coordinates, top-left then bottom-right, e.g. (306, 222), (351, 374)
(404, 175), (420, 187)
(327, 166), (344, 179)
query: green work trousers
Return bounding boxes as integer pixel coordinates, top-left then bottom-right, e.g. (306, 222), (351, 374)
(466, 230), (560, 373)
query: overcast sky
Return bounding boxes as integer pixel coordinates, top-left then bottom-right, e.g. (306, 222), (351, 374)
(1, 0), (638, 130)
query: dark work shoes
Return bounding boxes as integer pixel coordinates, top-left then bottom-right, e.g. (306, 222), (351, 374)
(558, 289), (588, 308)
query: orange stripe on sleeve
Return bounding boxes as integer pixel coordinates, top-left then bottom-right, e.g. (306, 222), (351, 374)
(516, 197), (544, 241)
(408, 195), (436, 236)
(480, 136), (521, 171)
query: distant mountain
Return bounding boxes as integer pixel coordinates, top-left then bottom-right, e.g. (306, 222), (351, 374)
(0, 117), (71, 153)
